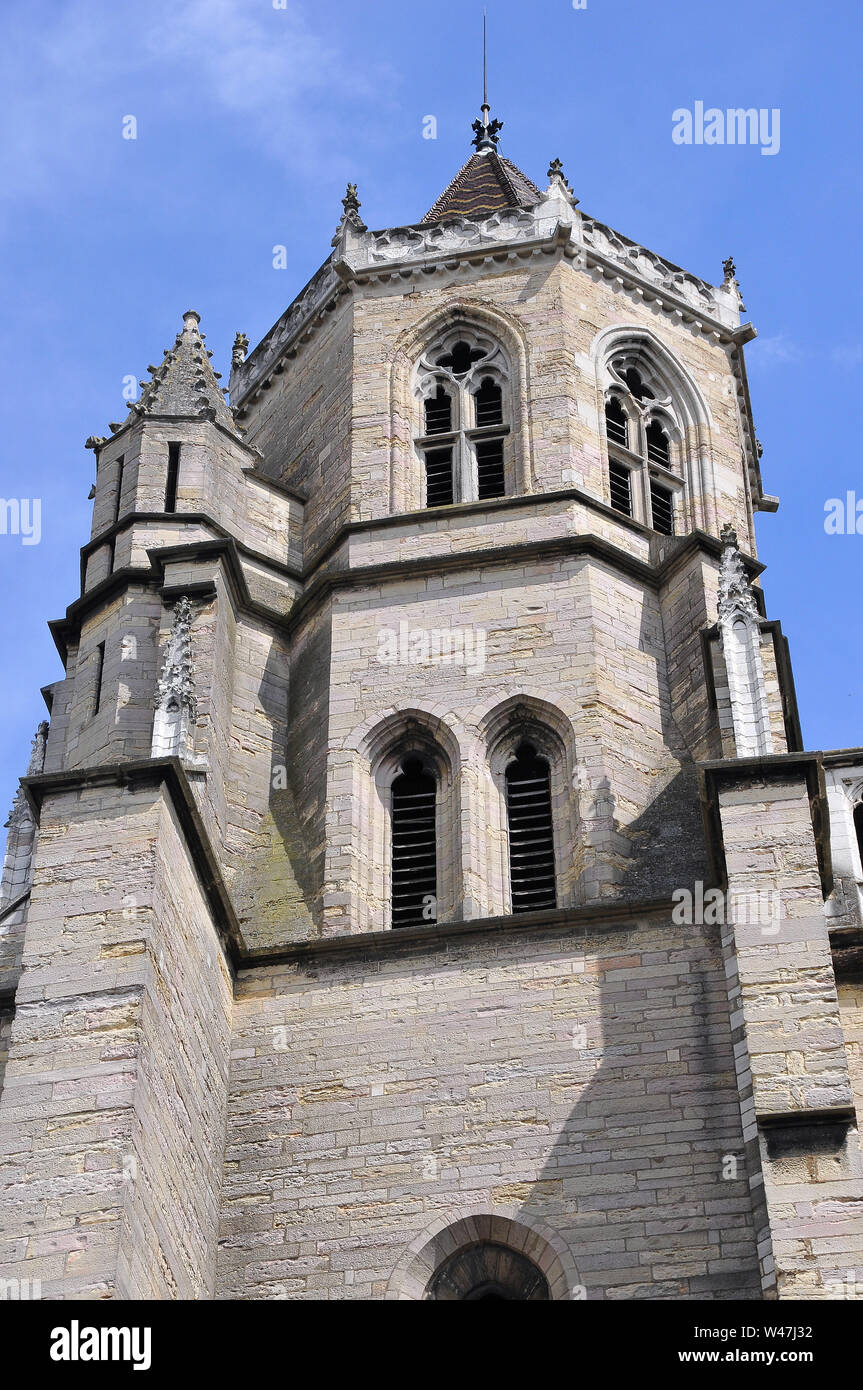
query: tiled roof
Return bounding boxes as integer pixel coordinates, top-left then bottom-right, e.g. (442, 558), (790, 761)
(422, 151), (542, 224)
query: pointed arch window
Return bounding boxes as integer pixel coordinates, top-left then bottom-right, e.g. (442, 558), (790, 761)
(505, 742), (557, 913)
(605, 396), (628, 449)
(415, 331), (511, 508)
(604, 353), (683, 534)
(391, 757), (438, 928)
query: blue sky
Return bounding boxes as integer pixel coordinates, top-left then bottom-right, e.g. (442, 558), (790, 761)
(0, 0), (861, 822)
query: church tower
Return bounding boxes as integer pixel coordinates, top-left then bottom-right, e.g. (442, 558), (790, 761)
(1, 95), (862, 1302)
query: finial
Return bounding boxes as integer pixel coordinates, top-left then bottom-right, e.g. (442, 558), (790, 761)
(232, 332), (249, 368)
(183, 309), (201, 332)
(342, 183), (361, 217)
(721, 257), (745, 312)
(471, 10), (503, 152)
(332, 182), (368, 247)
(547, 158), (574, 195)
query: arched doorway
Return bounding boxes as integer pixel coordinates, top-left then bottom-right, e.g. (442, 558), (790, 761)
(427, 1241), (549, 1300)
(386, 1212), (578, 1300)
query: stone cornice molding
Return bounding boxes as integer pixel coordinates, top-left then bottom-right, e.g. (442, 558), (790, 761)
(231, 200), (749, 417)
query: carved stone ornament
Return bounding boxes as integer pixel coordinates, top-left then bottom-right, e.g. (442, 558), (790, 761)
(718, 523), (758, 623)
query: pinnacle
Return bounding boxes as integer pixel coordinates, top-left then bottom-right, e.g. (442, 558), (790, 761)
(111, 310), (237, 435)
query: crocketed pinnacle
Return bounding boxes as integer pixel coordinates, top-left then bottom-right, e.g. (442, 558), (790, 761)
(124, 310), (236, 430)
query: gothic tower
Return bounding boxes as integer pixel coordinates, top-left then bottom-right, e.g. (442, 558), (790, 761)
(1, 101), (862, 1302)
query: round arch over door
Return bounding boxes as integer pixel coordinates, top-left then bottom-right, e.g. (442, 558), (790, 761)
(427, 1241), (549, 1300)
(387, 1211), (579, 1300)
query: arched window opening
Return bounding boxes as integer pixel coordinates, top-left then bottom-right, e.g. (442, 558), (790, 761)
(427, 1242), (550, 1301)
(854, 803), (863, 877)
(391, 757), (437, 929)
(646, 418), (670, 467)
(605, 396), (629, 449)
(475, 377), (503, 428)
(604, 349), (682, 533)
(415, 329), (511, 508)
(505, 742), (557, 913)
(424, 385), (452, 435)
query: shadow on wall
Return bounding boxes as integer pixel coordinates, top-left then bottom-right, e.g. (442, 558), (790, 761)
(509, 921), (763, 1301)
(231, 622), (329, 950)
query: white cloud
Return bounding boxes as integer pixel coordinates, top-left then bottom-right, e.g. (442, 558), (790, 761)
(0, 0), (397, 206)
(749, 333), (802, 366)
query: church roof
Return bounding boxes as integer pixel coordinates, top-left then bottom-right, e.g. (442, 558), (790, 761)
(129, 310), (235, 430)
(422, 149), (542, 224)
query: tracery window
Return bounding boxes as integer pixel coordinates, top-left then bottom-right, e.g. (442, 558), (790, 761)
(415, 330), (510, 507)
(604, 356), (682, 536)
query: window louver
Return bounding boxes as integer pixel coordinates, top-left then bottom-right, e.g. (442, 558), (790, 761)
(391, 759), (437, 929)
(605, 398), (628, 448)
(609, 460), (632, 516)
(425, 387), (452, 435)
(646, 419), (670, 467)
(425, 448), (454, 506)
(476, 438), (506, 500)
(505, 743), (557, 913)
(475, 377), (503, 428)
(650, 481), (674, 535)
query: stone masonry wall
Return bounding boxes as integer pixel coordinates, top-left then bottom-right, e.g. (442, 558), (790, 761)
(0, 778), (232, 1299)
(121, 793), (232, 1298)
(714, 770), (863, 1297)
(218, 915), (762, 1300)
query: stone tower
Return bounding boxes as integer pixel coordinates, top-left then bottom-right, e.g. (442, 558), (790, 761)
(1, 104), (862, 1302)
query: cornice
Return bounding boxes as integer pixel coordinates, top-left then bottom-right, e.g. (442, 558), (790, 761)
(231, 199), (746, 418)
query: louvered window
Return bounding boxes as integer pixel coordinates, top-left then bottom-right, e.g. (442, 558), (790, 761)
(416, 334), (510, 507)
(425, 448), (455, 507)
(605, 397), (628, 448)
(609, 460), (632, 517)
(475, 377), (503, 428)
(476, 438), (506, 500)
(646, 419), (670, 467)
(505, 743), (557, 913)
(391, 759), (437, 929)
(425, 386), (452, 435)
(650, 481), (674, 535)
(606, 355), (682, 532)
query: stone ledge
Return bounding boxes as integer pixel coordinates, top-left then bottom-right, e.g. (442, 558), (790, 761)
(240, 894), (678, 971)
